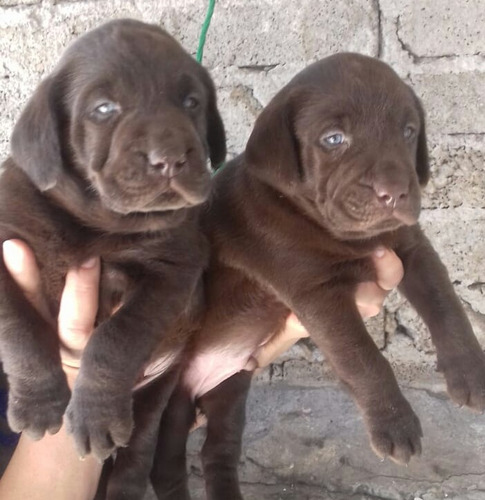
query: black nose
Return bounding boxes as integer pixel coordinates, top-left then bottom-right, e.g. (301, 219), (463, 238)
(373, 180), (409, 209)
(148, 150), (188, 178)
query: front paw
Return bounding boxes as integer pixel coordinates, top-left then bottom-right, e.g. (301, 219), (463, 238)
(365, 399), (422, 465)
(65, 382), (134, 461)
(7, 370), (70, 439)
(439, 352), (485, 411)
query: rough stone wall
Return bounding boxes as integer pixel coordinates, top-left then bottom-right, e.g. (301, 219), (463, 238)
(0, 1), (484, 499)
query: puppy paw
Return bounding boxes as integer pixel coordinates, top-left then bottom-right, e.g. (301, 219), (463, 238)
(7, 371), (70, 439)
(65, 384), (134, 461)
(439, 352), (485, 411)
(365, 400), (422, 465)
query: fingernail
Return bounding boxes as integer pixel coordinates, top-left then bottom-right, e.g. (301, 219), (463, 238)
(374, 246), (386, 258)
(80, 257), (97, 269)
(2, 240), (23, 273)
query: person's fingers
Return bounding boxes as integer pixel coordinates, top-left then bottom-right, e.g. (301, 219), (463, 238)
(2, 239), (51, 323)
(58, 257), (100, 367)
(372, 247), (404, 291)
(249, 334), (300, 370)
(245, 313), (310, 370)
(244, 249), (404, 369)
(285, 313), (310, 338)
(355, 281), (388, 319)
(355, 248), (403, 318)
(190, 408), (208, 432)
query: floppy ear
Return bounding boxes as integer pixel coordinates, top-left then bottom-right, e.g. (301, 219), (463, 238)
(245, 87), (304, 187)
(199, 68), (226, 170)
(412, 92), (430, 187)
(10, 76), (65, 191)
(206, 96), (226, 170)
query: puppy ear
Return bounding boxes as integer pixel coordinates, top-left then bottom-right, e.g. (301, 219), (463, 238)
(206, 97), (226, 170)
(10, 76), (64, 191)
(199, 68), (226, 170)
(412, 92), (430, 187)
(245, 87), (303, 186)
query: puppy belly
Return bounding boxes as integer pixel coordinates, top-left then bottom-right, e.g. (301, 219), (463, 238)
(135, 348), (183, 390)
(181, 341), (267, 400)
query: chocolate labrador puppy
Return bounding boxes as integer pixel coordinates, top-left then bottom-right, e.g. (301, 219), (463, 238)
(0, 18), (225, 480)
(151, 53), (485, 500)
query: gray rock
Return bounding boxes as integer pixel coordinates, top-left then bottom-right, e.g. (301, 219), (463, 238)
(185, 383), (485, 500)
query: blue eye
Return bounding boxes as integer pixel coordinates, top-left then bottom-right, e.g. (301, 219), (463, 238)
(404, 125), (416, 140)
(91, 101), (120, 120)
(321, 131), (346, 148)
(183, 95), (200, 110)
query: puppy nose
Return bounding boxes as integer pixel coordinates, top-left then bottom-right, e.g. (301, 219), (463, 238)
(373, 181), (409, 209)
(148, 150), (188, 178)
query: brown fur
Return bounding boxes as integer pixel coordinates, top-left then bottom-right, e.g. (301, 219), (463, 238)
(151, 54), (485, 500)
(0, 18), (225, 496)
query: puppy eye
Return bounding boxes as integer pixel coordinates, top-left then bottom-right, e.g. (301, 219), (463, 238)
(90, 101), (120, 121)
(182, 95), (200, 110)
(404, 125), (416, 140)
(320, 131), (347, 149)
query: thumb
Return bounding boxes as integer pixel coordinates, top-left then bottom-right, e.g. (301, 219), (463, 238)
(58, 257), (100, 365)
(372, 247), (404, 291)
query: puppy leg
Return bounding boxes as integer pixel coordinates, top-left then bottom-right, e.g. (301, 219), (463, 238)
(199, 370), (253, 500)
(66, 272), (195, 460)
(187, 270), (288, 498)
(151, 384), (195, 500)
(289, 285), (422, 465)
(397, 231), (485, 411)
(104, 368), (180, 500)
(0, 263), (70, 439)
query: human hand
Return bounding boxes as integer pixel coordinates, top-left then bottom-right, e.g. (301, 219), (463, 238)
(354, 246), (404, 319)
(248, 247), (404, 370)
(2, 239), (100, 387)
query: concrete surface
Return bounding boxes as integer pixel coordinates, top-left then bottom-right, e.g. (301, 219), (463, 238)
(0, 0), (484, 498)
(185, 383), (485, 500)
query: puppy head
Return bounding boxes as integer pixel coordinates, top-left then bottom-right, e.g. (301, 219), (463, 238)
(246, 53), (429, 240)
(10, 19), (225, 219)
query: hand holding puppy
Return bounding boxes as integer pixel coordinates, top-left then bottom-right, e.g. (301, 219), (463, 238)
(249, 246), (403, 370)
(2, 240), (100, 388)
(3, 240), (402, 382)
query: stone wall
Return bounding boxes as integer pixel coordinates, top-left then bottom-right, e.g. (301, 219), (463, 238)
(1, 1), (484, 498)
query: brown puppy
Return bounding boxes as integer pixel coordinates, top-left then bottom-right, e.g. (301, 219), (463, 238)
(151, 53), (485, 500)
(0, 17), (225, 475)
